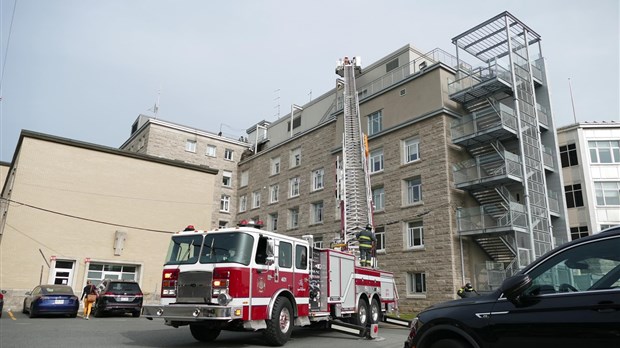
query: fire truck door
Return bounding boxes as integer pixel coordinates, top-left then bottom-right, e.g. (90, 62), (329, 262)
(276, 241), (294, 293)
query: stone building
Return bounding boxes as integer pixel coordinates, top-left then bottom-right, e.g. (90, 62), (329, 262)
(120, 115), (251, 229)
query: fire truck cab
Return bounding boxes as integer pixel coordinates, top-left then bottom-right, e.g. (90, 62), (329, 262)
(142, 221), (398, 346)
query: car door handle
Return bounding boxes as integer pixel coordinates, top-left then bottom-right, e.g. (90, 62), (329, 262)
(596, 301), (617, 313)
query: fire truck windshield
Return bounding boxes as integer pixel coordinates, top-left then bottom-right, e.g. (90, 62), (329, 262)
(165, 235), (202, 265)
(201, 232), (254, 265)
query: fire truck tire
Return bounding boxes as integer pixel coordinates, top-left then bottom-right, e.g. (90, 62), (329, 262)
(264, 297), (293, 346)
(189, 324), (221, 342)
(351, 298), (369, 326)
(370, 298), (381, 324)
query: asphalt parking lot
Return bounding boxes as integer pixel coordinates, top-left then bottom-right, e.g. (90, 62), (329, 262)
(0, 309), (410, 348)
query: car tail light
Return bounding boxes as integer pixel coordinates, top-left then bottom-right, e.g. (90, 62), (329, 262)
(161, 268), (179, 298)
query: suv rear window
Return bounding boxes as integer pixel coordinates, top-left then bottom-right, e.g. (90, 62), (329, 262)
(108, 282), (141, 293)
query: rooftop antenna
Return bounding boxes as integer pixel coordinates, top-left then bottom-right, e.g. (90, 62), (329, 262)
(150, 86), (161, 118)
(568, 78), (577, 123)
(308, 89), (312, 102)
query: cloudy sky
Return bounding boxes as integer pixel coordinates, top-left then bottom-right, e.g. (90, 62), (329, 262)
(1, 0), (618, 162)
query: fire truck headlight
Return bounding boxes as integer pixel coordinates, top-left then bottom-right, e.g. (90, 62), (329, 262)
(217, 293), (232, 306)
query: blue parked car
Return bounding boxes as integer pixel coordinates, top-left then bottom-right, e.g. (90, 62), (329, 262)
(22, 284), (79, 318)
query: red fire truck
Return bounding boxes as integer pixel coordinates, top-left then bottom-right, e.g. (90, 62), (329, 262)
(142, 221), (399, 346)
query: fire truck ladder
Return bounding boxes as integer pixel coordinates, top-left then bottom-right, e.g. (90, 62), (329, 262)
(336, 57), (373, 250)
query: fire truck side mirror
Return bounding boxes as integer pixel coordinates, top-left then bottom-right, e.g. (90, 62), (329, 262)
(265, 256), (275, 266)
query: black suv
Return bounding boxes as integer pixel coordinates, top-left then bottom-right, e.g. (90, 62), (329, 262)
(404, 227), (620, 348)
(93, 279), (143, 317)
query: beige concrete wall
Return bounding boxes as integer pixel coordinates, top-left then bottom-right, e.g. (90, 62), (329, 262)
(0, 134), (215, 307)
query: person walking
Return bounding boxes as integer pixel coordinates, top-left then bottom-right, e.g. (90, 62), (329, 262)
(81, 280), (98, 319)
(457, 283), (479, 298)
(356, 224), (376, 267)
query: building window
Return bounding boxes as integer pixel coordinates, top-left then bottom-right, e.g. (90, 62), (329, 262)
(311, 201), (324, 224)
(252, 191), (261, 209)
(589, 140), (620, 164)
(218, 220), (228, 228)
(313, 236), (323, 248)
(594, 181), (620, 206)
(375, 226), (385, 252)
(290, 147), (301, 168)
(289, 177), (300, 198)
(240, 170), (249, 187)
(405, 177), (422, 205)
(222, 171), (232, 187)
(220, 195), (230, 212)
(407, 272), (426, 295)
(239, 195), (247, 212)
(287, 116), (302, 132)
(312, 168), (324, 191)
(570, 226), (589, 240)
(373, 187), (385, 211)
(564, 184), (584, 208)
(206, 145), (217, 157)
(601, 224), (617, 230)
(288, 207), (299, 229)
(185, 140), (197, 153)
(270, 184), (279, 203)
(370, 149), (384, 173)
(406, 220), (424, 249)
(271, 156), (281, 175)
(224, 149), (234, 161)
(403, 137), (420, 164)
(559, 144), (578, 167)
(269, 213), (278, 231)
(386, 58), (399, 72)
(368, 110), (382, 136)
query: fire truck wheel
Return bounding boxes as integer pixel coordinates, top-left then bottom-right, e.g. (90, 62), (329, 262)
(264, 297), (293, 346)
(370, 298), (381, 324)
(351, 298), (369, 326)
(189, 324), (221, 342)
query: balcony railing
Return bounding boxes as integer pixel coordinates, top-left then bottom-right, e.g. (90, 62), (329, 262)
(457, 202), (528, 233)
(537, 103), (549, 128)
(451, 103), (518, 141)
(542, 146), (555, 170)
(448, 63), (512, 96)
(453, 152), (522, 186)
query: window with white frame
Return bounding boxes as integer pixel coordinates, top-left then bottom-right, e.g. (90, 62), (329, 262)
(220, 194), (230, 212)
(373, 187), (385, 211)
(311, 201), (324, 224)
(368, 110), (382, 135)
(218, 220), (228, 228)
(224, 148), (234, 161)
(407, 272), (426, 295)
(239, 195), (247, 212)
(289, 177), (300, 197)
(404, 177), (422, 205)
(312, 168), (324, 191)
(270, 184), (279, 203)
(222, 171), (232, 187)
(252, 191), (261, 209)
(589, 140), (620, 164)
(406, 220), (424, 248)
(370, 149), (384, 173)
(594, 181), (620, 206)
(271, 156), (281, 175)
(403, 137), (420, 164)
(290, 147), (301, 168)
(269, 213), (278, 231)
(206, 145), (217, 157)
(288, 207), (299, 229)
(313, 236), (323, 248)
(240, 170), (249, 187)
(185, 139), (197, 153)
(375, 226), (385, 252)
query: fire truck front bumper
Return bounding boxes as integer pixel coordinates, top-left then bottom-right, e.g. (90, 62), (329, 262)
(142, 303), (243, 322)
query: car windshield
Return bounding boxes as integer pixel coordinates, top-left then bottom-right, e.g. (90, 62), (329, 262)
(523, 235), (620, 296)
(165, 235), (203, 265)
(41, 285), (74, 295)
(200, 232), (254, 266)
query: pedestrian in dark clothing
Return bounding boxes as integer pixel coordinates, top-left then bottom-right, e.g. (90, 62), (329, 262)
(355, 224), (376, 267)
(81, 281), (98, 319)
(457, 283), (479, 298)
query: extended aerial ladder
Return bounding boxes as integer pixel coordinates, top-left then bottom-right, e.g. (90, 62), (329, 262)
(335, 57), (375, 264)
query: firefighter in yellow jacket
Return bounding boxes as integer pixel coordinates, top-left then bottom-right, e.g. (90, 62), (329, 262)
(356, 224), (376, 267)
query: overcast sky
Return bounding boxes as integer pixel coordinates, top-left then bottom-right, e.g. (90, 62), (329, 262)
(1, 0), (618, 162)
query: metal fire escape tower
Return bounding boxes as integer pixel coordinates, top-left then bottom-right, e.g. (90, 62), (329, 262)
(449, 12), (563, 276)
(336, 57), (373, 249)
